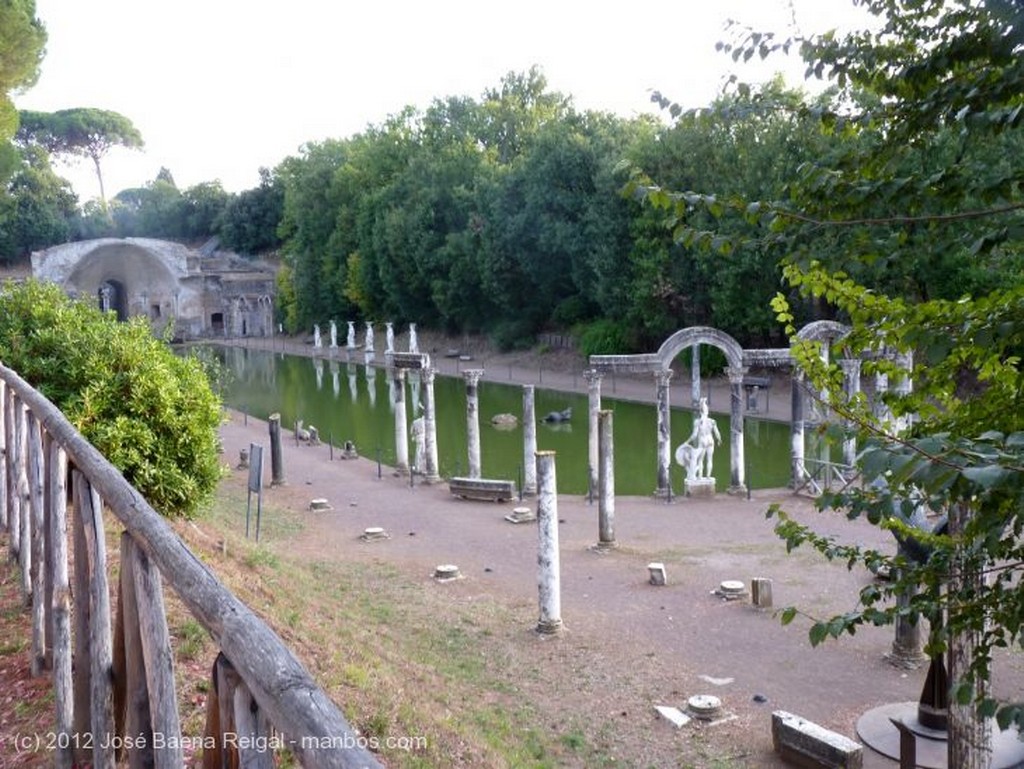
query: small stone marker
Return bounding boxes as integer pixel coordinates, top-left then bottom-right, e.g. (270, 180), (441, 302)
(308, 498), (332, 511)
(434, 564), (462, 581)
(687, 694), (723, 721)
(715, 580), (747, 600)
(505, 506), (536, 524)
(771, 710), (864, 768)
(751, 577), (773, 608)
(655, 705), (691, 729)
(360, 527), (389, 542)
(648, 562), (667, 586)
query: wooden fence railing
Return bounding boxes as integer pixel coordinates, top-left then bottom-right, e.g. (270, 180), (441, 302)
(0, 362), (381, 769)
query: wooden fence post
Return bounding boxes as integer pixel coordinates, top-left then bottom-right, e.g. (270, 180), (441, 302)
(43, 431), (55, 670)
(0, 378), (7, 530)
(28, 411), (47, 676)
(118, 532), (153, 769)
(75, 471), (115, 768)
(49, 441), (73, 769)
(71, 469), (92, 765)
(4, 385), (17, 552)
(131, 535), (183, 769)
(14, 395), (30, 602)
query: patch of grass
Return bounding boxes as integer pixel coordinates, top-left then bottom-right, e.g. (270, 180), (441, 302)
(175, 618), (209, 660)
(244, 546), (280, 570)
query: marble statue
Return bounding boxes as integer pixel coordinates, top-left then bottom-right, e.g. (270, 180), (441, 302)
(329, 320), (337, 348)
(410, 415), (426, 473)
(347, 321), (356, 349)
(386, 321), (395, 352)
(313, 324), (322, 348)
(682, 397), (721, 479)
(409, 323), (419, 353)
(365, 322), (375, 352)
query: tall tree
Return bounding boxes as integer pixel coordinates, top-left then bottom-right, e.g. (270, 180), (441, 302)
(17, 107), (144, 209)
(0, 0), (46, 148)
(634, 1), (1024, 765)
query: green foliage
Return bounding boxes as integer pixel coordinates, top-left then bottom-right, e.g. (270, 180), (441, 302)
(576, 318), (631, 358)
(0, 279), (224, 518)
(489, 319), (535, 353)
(17, 107), (144, 208)
(218, 168), (284, 255)
(649, 0), (1024, 749)
(0, 0), (46, 146)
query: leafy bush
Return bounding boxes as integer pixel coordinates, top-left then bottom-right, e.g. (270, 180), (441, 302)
(0, 279), (224, 518)
(490, 319), (536, 352)
(577, 319), (631, 358)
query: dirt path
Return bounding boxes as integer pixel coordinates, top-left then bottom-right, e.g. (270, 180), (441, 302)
(218, 407), (949, 768)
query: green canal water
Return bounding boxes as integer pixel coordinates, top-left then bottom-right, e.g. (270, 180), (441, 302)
(214, 346), (798, 495)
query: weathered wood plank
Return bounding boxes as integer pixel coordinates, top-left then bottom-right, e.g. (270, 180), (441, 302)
(48, 441), (73, 769)
(131, 536), (183, 769)
(0, 378), (7, 530)
(119, 533), (155, 769)
(2, 361), (379, 768)
(233, 678), (275, 769)
(77, 473), (115, 769)
(71, 469), (92, 766)
(28, 411), (47, 675)
(15, 395), (31, 604)
(43, 431), (55, 670)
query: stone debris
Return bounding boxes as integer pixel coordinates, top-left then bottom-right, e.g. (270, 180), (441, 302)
(713, 579), (748, 600)
(433, 564), (463, 582)
(655, 705), (691, 729)
(647, 562), (667, 586)
(359, 527), (389, 542)
(698, 675), (734, 687)
(505, 506), (536, 524)
(308, 498), (332, 511)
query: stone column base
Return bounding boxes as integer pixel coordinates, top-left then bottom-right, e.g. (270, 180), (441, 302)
(685, 478), (716, 498)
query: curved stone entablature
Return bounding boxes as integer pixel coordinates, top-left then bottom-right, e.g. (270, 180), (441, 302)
(656, 326), (744, 372)
(30, 238), (275, 341)
(795, 319), (851, 343)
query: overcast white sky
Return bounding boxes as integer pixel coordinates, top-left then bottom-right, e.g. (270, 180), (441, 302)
(15, 0), (871, 201)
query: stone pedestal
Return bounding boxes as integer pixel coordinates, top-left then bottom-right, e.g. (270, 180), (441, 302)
(685, 478), (715, 498)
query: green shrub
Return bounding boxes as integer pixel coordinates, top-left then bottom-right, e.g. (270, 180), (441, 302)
(489, 319), (536, 352)
(0, 279), (224, 518)
(577, 318), (631, 357)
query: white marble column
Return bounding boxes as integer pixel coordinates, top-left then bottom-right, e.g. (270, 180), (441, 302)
(841, 358), (862, 469)
(422, 367), (440, 483)
(791, 371), (806, 489)
(463, 369), (484, 478)
(522, 385), (538, 496)
(691, 344), (702, 406)
(654, 370), (673, 497)
(584, 369), (603, 499)
(392, 368), (408, 475)
(727, 367), (747, 494)
(596, 410), (616, 550)
(536, 451), (562, 635)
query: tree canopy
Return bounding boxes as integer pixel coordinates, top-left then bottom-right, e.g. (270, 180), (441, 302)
(633, 0), (1024, 764)
(17, 106), (144, 208)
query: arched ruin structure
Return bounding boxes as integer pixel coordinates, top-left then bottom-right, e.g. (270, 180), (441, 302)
(31, 238), (275, 341)
(588, 322), (870, 497)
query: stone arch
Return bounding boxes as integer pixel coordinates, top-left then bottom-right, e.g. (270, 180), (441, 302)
(656, 326), (745, 372)
(796, 320), (850, 343)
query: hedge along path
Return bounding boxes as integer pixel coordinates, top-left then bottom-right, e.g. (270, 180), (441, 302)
(0, 362), (380, 769)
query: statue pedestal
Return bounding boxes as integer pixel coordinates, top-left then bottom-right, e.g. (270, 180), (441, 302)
(685, 478), (716, 498)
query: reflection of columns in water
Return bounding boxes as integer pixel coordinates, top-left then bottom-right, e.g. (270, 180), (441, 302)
(522, 385), (538, 496)
(313, 358), (324, 390)
(422, 367), (440, 483)
(392, 369), (408, 475)
(387, 372), (397, 413)
(463, 369), (484, 479)
(535, 451), (562, 635)
(365, 365), (377, 407)
(597, 410), (616, 549)
(727, 367), (747, 493)
(654, 370), (673, 497)
(347, 362), (358, 402)
(790, 371), (806, 488)
(584, 369), (603, 500)
(691, 344), (701, 406)
(840, 359), (861, 468)
(330, 360), (340, 398)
